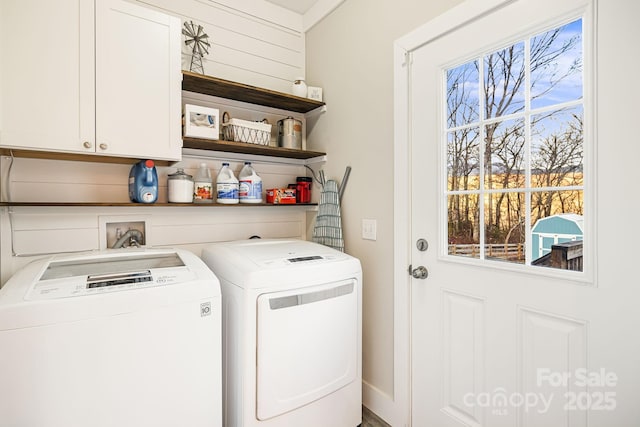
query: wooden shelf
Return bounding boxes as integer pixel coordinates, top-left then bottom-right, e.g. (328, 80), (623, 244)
(180, 72), (327, 162)
(182, 71), (325, 114)
(1, 73), (327, 165)
(0, 148), (173, 166)
(182, 137), (325, 160)
(1, 202), (317, 208)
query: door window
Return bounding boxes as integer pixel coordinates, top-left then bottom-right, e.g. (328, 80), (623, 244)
(445, 18), (585, 272)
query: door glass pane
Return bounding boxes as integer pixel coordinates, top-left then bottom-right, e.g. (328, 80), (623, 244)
(531, 20), (583, 109)
(448, 194), (480, 258)
(484, 193), (525, 264)
(484, 42), (525, 118)
(484, 118), (526, 190)
(447, 128), (480, 191)
(531, 191), (584, 271)
(447, 61), (479, 127)
(531, 106), (584, 188)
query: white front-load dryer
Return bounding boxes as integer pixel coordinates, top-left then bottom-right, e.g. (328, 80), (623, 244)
(201, 239), (362, 427)
(0, 248), (222, 427)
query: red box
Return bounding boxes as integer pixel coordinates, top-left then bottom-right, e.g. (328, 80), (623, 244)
(266, 188), (296, 204)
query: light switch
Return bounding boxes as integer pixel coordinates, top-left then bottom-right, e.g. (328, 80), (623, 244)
(362, 219), (377, 241)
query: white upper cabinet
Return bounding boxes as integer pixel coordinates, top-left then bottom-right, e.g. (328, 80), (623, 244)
(0, 0), (181, 161)
(0, 0), (94, 154)
(95, 0), (181, 160)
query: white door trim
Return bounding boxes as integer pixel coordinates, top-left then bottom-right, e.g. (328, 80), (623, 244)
(392, 1), (514, 425)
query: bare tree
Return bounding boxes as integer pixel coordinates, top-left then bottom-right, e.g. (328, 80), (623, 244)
(531, 112), (584, 222)
(447, 63), (480, 242)
(447, 21), (582, 249)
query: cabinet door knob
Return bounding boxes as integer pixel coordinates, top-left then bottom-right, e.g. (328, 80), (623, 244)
(83, 141), (92, 149)
(99, 143), (108, 150)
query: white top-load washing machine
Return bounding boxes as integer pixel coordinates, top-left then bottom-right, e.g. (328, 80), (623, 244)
(200, 239), (362, 427)
(0, 248), (222, 427)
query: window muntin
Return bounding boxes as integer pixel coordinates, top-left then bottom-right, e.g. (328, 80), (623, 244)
(445, 18), (584, 271)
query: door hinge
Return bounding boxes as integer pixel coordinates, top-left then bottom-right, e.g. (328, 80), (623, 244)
(402, 50), (413, 67)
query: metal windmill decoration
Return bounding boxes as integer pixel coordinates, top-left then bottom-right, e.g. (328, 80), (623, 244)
(183, 21), (210, 74)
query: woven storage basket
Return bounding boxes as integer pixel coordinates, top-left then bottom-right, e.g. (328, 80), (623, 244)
(222, 118), (271, 145)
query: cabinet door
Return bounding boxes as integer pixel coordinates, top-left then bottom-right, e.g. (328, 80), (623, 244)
(0, 0), (95, 153)
(95, 0), (181, 161)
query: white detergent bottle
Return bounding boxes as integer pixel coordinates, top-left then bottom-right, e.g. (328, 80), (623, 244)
(238, 162), (263, 204)
(193, 163), (213, 203)
(216, 162), (239, 204)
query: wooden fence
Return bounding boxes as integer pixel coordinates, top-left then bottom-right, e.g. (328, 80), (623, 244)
(448, 243), (524, 261)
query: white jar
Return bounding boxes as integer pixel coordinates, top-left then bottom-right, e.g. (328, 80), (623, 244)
(167, 168), (194, 203)
(292, 77), (307, 97)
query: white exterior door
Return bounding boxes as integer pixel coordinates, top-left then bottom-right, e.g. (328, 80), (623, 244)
(398, 0), (640, 426)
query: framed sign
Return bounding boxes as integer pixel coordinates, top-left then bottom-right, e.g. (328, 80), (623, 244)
(183, 104), (219, 140)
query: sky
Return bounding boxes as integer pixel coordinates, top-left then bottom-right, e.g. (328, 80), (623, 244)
(446, 17), (583, 124)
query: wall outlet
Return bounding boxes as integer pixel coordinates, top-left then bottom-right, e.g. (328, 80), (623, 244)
(362, 219), (377, 241)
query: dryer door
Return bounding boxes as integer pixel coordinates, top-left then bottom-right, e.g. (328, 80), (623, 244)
(255, 279), (358, 420)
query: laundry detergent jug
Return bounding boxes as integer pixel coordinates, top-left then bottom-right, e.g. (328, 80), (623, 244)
(129, 159), (158, 203)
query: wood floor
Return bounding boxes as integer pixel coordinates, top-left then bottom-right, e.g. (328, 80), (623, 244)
(361, 406), (391, 427)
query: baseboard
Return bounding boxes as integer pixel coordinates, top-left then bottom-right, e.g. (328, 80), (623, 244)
(362, 380), (407, 427)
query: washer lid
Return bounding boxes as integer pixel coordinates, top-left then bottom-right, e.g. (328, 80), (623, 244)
(40, 252), (184, 280)
(21, 252), (198, 301)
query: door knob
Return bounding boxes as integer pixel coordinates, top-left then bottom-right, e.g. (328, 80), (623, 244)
(411, 265), (428, 279)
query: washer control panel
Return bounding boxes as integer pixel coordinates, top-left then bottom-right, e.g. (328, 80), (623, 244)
(26, 253), (195, 300)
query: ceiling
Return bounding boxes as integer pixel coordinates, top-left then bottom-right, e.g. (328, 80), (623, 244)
(263, 0), (344, 32)
(264, 0), (320, 15)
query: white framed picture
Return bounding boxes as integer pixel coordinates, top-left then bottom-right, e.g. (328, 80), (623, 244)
(184, 104), (220, 140)
(307, 86), (323, 102)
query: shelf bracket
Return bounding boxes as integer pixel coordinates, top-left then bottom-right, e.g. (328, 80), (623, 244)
(305, 104), (327, 118)
(303, 155), (327, 165)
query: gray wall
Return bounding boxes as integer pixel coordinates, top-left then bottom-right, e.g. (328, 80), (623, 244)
(305, 0), (462, 411)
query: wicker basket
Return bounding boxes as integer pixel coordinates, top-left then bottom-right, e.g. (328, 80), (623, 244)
(222, 118), (271, 145)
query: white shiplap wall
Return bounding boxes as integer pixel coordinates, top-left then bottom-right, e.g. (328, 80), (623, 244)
(0, 203), (309, 284)
(0, 154), (316, 285)
(0, 0), (315, 285)
(140, 0), (305, 93)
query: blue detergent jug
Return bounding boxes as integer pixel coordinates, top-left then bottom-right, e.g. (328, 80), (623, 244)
(129, 159), (158, 203)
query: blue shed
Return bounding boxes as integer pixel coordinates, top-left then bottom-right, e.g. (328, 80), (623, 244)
(532, 214), (583, 261)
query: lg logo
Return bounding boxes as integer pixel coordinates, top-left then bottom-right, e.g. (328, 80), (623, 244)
(200, 302), (211, 317)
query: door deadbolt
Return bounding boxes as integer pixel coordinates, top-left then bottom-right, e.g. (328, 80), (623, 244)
(411, 265), (429, 279)
(416, 238), (429, 252)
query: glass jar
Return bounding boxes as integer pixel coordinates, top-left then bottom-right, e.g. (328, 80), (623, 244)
(167, 168), (194, 203)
